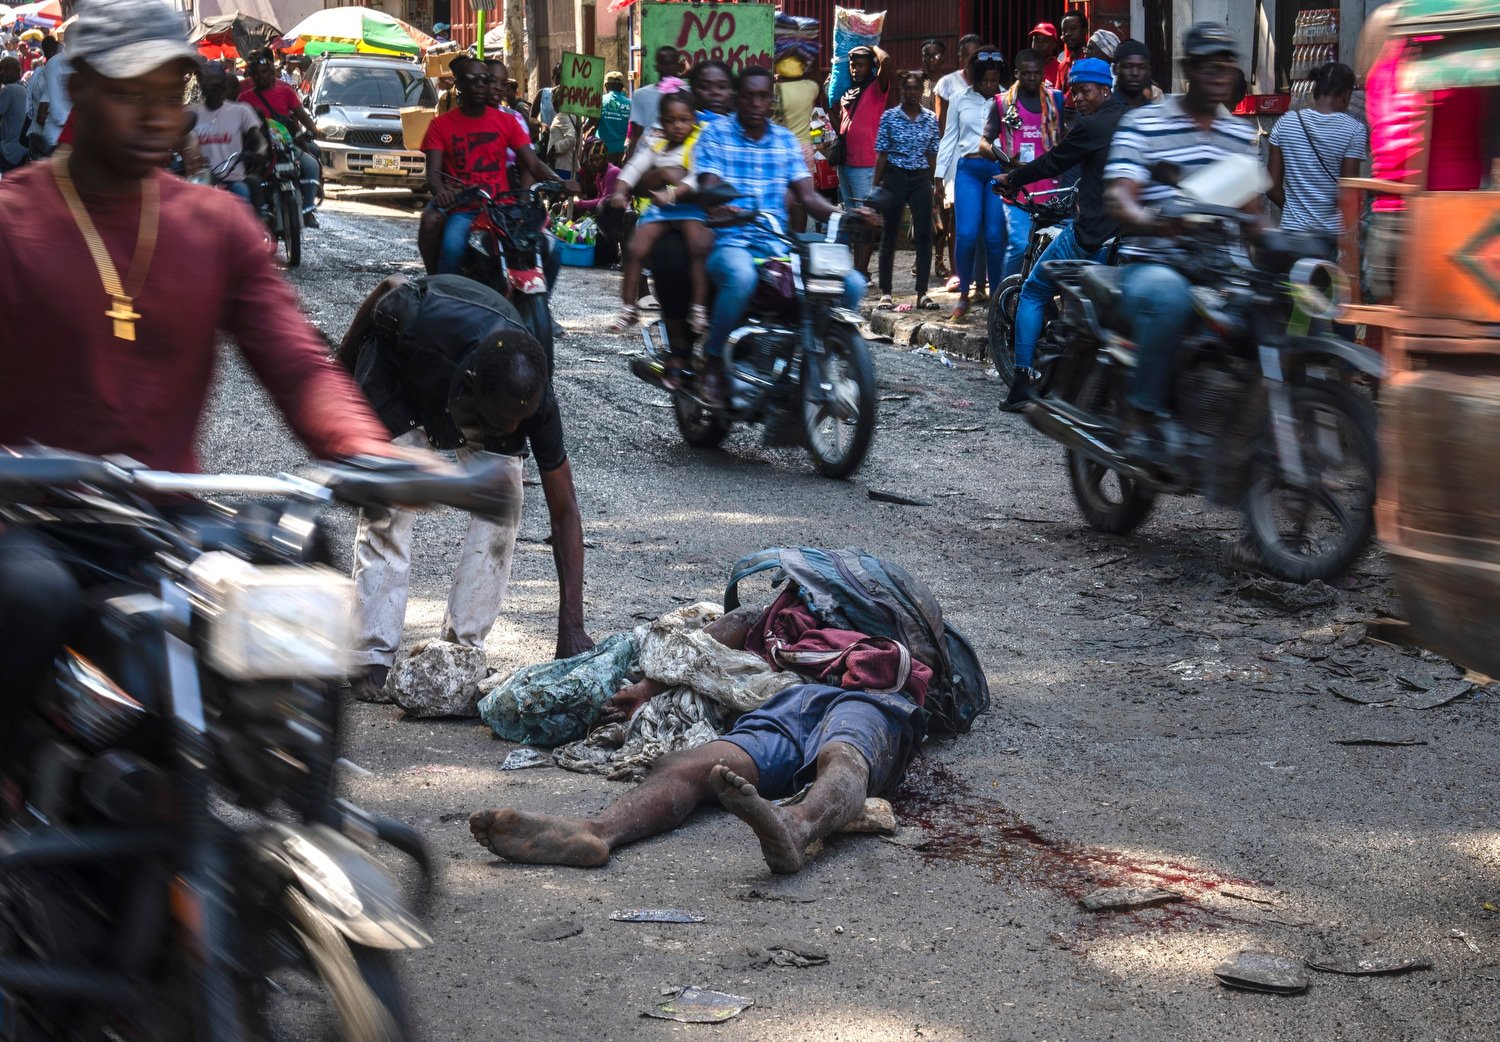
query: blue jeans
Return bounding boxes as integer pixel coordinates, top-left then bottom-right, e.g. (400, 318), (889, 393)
(952, 156), (1006, 296)
(703, 244), (865, 359)
(1119, 263), (1196, 413)
(437, 209), (478, 275)
(1014, 223), (1107, 369)
(1002, 202), (1032, 281)
(294, 146), (319, 212)
(224, 180), (254, 207)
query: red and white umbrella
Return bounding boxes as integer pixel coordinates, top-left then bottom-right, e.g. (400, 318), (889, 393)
(1, 0), (64, 30)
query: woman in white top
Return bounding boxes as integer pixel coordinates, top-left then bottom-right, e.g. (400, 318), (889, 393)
(935, 46), (1007, 322)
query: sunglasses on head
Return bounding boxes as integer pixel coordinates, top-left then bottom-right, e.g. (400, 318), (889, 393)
(976, 51), (1003, 62)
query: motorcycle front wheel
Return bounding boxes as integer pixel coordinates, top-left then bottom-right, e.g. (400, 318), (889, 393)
(986, 275), (1022, 389)
(277, 188), (302, 268)
(803, 326), (876, 479)
(255, 887), (412, 1042)
(1065, 367), (1157, 534)
(1242, 383), (1377, 583)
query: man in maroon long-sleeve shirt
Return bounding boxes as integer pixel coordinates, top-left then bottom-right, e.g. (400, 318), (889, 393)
(0, 0), (408, 732)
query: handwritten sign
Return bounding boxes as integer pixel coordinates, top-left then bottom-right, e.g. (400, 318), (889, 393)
(640, 2), (774, 85)
(557, 51), (605, 118)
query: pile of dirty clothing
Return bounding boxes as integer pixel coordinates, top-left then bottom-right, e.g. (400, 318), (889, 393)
(479, 595), (930, 782)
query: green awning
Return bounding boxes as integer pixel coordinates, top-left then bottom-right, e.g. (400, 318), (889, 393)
(1395, 0), (1500, 35)
(1399, 31), (1500, 90)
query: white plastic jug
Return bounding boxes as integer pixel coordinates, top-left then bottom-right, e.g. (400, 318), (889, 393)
(1177, 154), (1272, 210)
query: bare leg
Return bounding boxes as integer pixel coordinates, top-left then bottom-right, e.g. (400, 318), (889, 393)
(468, 740), (758, 866)
(710, 741), (870, 875)
(418, 208), (443, 275)
(680, 219), (715, 312)
(619, 220), (666, 310)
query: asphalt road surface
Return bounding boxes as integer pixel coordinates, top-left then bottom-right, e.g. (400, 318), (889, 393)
(199, 191), (1500, 1041)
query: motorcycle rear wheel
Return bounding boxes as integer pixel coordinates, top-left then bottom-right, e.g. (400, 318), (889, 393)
(986, 276), (1021, 389)
(256, 887), (413, 1042)
(278, 189), (303, 269)
(1242, 383), (1377, 583)
(803, 327), (876, 479)
(1065, 368), (1157, 534)
(674, 391), (731, 448)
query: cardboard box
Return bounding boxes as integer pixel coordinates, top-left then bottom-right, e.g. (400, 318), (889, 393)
(425, 52), (461, 78)
(401, 107), (438, 151)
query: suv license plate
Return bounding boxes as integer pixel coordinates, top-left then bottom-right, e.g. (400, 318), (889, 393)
(370, 153), (403, 174)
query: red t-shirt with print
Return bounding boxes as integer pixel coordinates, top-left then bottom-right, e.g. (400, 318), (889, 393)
(421, 107), (530, 198)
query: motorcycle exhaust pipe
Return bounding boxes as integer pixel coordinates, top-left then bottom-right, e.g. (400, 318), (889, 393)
(1024, 400), (1154, 483)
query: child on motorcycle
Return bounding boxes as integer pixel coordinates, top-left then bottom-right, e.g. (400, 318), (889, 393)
(607, 85), (712, 337)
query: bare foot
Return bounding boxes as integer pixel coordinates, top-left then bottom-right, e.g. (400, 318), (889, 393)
(467, 808), (610, 867)
(709, 765), (809, 874)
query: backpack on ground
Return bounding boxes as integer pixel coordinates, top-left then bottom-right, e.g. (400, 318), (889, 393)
(724, 547), (990, 738)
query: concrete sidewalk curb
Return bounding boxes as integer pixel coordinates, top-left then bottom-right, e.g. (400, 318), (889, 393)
(861, 300), (992, 362)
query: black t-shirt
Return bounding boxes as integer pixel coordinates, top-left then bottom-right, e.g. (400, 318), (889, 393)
(345, 275), (567, 470)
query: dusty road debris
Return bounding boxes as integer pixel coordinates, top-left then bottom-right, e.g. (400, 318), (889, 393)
(644, 987), (754, 1023)
(390, 639), (490, 718)
(1079, 886), (1184, 913)
(500, 748), (551, 770)
(1213, 952), (1309, 995)
(610, 909), (705, 924)
(750, 945), (830, 968)
(1305, 955), (1432, 976)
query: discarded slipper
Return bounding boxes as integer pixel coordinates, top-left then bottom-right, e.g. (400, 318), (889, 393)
(895, 302), (914, 313)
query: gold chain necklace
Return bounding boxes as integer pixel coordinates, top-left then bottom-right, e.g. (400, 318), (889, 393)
(51, 151), (160, 342)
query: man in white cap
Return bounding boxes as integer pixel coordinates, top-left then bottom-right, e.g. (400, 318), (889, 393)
(0, 0), (417, 729)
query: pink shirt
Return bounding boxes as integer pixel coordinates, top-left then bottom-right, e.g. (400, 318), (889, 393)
(998, 95), (1059, 196)
(840, 80), (888, 168)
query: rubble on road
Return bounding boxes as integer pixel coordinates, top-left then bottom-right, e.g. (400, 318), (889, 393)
(389, 639), (490, 718)
(1213, 951), (1309, 995)
(644, 987), (753, 1023)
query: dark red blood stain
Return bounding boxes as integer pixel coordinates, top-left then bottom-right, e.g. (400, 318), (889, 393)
(892, 758), (1259, 937)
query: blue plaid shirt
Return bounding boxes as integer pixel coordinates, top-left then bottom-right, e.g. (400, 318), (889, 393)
(692, 116), (810, 251)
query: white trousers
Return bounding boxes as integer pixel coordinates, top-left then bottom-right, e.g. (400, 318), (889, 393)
(351, 430), (525, 668)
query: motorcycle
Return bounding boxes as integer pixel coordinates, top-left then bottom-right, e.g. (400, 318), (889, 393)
(447, 180), (570, 368)
(0, 450), (514, 1041)
(259, 124), (312, 268)
(629, 183), (883, 480)
(984, 185), (1079, 390)
(1023, 196), (1383, 583)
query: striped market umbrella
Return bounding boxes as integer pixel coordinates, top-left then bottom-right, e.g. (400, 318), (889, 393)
(280, 7), (435, 57)
(1, 0), (63, 30)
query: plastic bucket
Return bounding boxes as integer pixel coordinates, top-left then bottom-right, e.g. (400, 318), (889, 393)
(557, 241), (595, 267)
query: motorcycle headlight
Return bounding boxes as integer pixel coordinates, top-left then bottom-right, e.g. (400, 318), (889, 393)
(318, 122), (347, 142)
(1288, 257), (1347, 321)
(191, 554), (354, 680)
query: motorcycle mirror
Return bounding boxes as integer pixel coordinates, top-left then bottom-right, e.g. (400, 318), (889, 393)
(314, 103), (331, 116)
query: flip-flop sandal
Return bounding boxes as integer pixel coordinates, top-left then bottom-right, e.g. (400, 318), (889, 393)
(917, 296), (941, 310)
(950, 302), (971, 323)
(876, 295), (894, 309)
(944, 276), (961, 293)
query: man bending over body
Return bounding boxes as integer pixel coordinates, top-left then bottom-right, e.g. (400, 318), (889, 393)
(470, 599), (927, 874)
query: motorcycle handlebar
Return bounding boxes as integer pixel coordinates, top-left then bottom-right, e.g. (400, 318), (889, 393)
(0, 451), (521, 521)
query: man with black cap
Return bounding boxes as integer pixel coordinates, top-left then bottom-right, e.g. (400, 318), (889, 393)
(337, 274), (593, 701)
(1112, 39), (1160, 108)
(994, 56), (1126, 411)
(1103, 22), (1258, 460)
(0, 0), (417, 732)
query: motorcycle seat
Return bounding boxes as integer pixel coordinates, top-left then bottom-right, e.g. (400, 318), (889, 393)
(1079, 265), (1131, 332)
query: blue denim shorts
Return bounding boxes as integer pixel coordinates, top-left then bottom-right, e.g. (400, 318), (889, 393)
(720, 683), (920, 799)
(839, 165), (876, 209)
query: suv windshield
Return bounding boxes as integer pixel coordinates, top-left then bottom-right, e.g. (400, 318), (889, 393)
(315, 65), (436, 109)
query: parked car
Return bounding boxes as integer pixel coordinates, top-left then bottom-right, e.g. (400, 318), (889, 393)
(307, 54), (435, 191)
